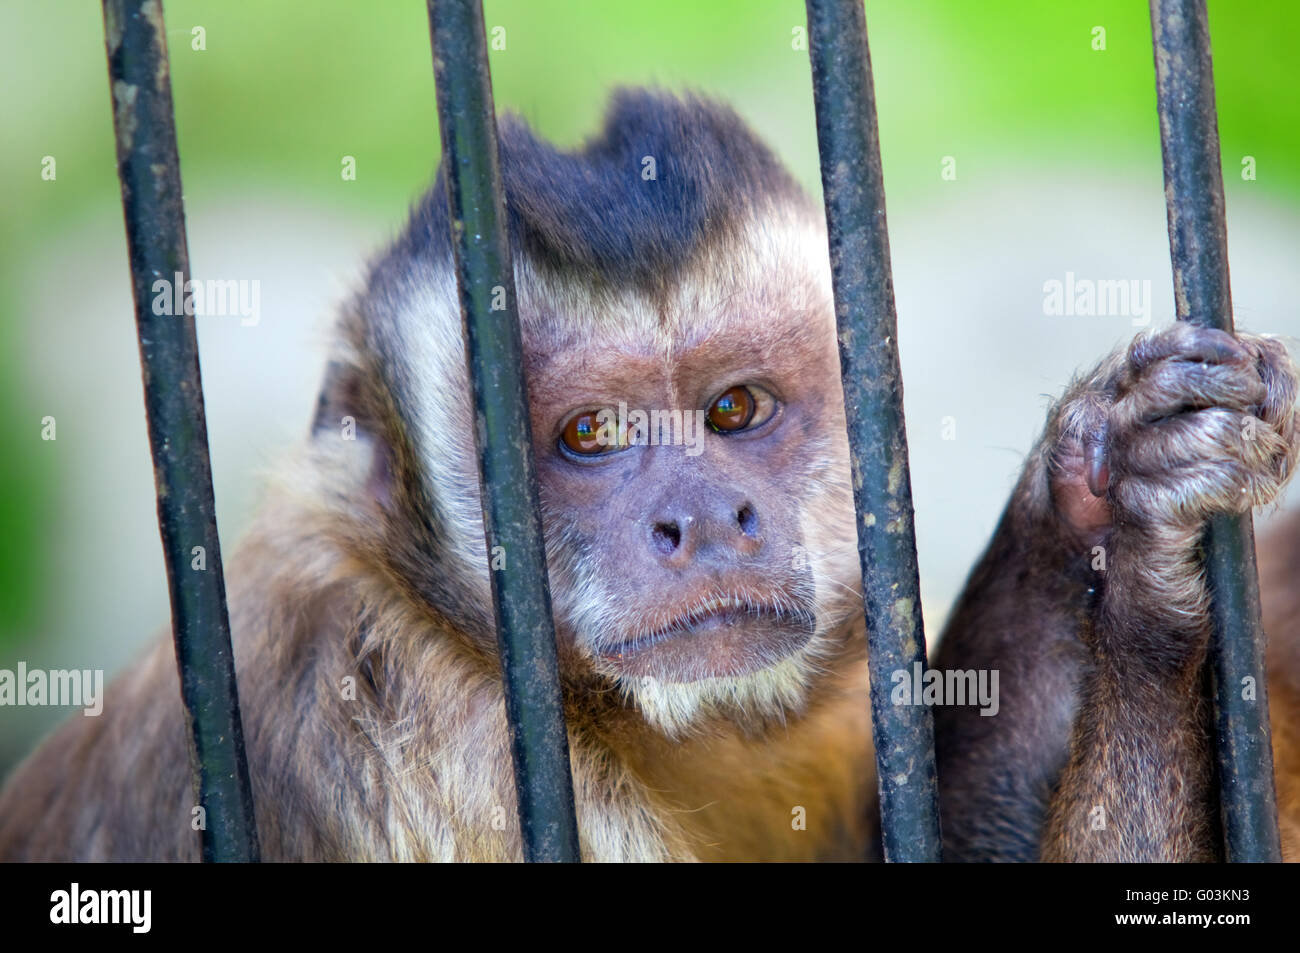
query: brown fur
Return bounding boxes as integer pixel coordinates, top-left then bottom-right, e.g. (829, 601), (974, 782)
(936, 323), (1300, 861)
(3, 93), (1299, 863)
(0, 119), (873, 859)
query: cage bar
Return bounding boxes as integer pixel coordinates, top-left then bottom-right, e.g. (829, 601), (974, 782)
(1149, 0), (1283, 863)
(804, 0), (943, 862)
(425, 0), (581, 863)
(100, 0), (259, 862)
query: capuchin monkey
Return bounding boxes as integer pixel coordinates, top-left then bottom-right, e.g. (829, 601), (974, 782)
(1, 89), (1297, 861)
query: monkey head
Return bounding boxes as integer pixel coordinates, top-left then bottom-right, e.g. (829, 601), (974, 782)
(315, 89), (864, 738)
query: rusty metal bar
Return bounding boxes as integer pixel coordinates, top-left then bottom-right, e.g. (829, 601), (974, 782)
(1150, 0), (1283, 863)
(804, 0), (942, 862)
(425, 0), (581, 863)
(101, 0), (260, 862)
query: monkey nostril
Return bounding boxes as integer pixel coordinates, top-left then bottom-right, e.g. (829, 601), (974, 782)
(652, 521), (682, 554)
(737, 504), (758, 538)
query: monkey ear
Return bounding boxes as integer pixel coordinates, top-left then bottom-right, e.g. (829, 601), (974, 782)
(311, 358), (367, 438)
(311, 358), (399, 511)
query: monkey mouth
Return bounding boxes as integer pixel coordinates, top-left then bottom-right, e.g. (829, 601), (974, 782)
(598, 598), (816, 682)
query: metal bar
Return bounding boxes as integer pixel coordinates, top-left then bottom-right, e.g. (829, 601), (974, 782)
(101, 0), (259, 862)
(1149, 0), (1282, 863)
(804, 0), (942, 862)
(426, 0), (581, 863)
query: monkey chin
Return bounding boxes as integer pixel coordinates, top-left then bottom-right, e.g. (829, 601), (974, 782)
(592, 611), (844, 740)
(599, 603), (816, 681)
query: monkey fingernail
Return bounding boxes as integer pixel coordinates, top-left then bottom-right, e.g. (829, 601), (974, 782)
(1084, 436), (1109, 497)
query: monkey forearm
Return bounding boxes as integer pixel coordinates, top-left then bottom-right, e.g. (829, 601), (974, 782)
(1041, 536), (1216, 861)
(940, 472), (1216, 863)
(1043, 664), (1214, 862)
(934, 451), (1093, 862)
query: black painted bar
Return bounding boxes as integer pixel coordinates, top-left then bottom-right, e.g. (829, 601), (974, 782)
(1149, 0), (1282, 863)
(101, 0), (260, 862)
(804, 0), (942, 862)
(426, 0), (581, 863)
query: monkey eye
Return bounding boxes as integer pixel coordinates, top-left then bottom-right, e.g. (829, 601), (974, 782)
(707, 385), (775, 433)
(559, 410), (622, 455)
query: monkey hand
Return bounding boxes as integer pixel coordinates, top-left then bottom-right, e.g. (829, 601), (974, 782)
(1048, 322), (1298, 547)
(1036, 322), (1297, 674)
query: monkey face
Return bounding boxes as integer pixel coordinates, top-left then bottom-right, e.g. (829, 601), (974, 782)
(517, 211), (865, 734)
(353, 94), (868, 737)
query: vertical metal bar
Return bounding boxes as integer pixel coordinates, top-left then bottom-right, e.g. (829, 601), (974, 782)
(101, 0), (259, 862)
(426, 0), (581, 863)
(804, 0), (942, 862)
(1150, 0), (1283, 863)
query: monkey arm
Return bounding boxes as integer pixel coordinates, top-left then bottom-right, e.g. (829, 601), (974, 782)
(1041, 326), (1297, 860)
(935, 323), (1299, 861)
(1040, 531), (1218, 861)
(931, 445), (1091, 861)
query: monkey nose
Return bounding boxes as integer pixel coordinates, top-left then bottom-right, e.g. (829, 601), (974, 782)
(648, 503), (761, 566)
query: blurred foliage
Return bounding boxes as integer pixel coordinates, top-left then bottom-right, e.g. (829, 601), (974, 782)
(0, 0), (1296, 651)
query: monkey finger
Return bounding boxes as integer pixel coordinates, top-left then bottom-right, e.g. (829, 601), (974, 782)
(1124, 322), (1250, 378)
(1113, 409), (1289, 498)
(1112, 359), (1267, 430)
(1240, 333), (1300, 429)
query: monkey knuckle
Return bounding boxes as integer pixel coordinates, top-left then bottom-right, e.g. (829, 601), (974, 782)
(1272, 397), (1300, 436)
(1125, 324), (1181, 371)
(1242, 332), (1293, 367)
(1269, 431), (1300, 489)
(1127, 327), (1161, 354)
(1241, 334), (1299, 417)
(1263, 377), (1300, 430)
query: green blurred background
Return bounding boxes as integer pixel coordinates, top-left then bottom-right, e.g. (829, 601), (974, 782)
(1, 0), (1298, 773)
